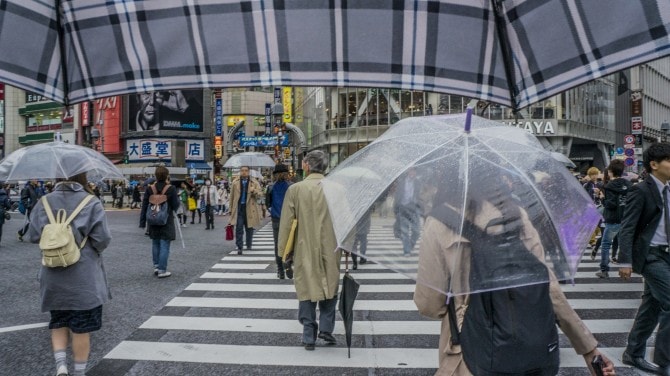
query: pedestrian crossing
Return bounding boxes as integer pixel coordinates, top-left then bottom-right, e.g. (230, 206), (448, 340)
(91, 223), (654, 375)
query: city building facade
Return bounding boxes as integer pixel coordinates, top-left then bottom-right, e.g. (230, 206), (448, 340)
(1, 58), (668, 176)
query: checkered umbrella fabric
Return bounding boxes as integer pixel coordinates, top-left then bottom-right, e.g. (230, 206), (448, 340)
(0, 0), (667, 108)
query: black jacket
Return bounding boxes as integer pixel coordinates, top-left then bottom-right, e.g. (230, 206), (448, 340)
(20, 184), (38, 210)
(139, 181), (180, 241)
(0, 189), (10, 224)
(602, 178), (633, 224)
(618, 177), (663, 274)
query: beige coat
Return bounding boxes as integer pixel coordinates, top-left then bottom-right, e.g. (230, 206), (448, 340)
(414, 201), (598, 376)
(228, 177), (263, 229)
(278, 173), (342, 302)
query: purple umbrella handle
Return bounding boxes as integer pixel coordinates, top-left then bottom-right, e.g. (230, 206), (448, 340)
(464, 108), (473, 133)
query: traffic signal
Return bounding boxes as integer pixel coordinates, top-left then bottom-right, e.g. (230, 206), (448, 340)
(123, 151), (129, 164)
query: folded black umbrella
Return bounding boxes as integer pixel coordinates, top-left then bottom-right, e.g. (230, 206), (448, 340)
(339, 271), (360, 358)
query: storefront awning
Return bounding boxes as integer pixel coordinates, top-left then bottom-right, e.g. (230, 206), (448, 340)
(18, 102), (62, 116)
(187, 161), (212, 171)
(18, 132), (54, 145)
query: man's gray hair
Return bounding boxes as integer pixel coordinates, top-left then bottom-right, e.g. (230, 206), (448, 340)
(303, 150), (328, 174)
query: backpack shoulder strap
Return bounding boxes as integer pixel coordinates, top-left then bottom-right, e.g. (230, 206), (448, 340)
(150, 184), (158, 195)
(160, 184), (170, 195)
(64, 195), (95, 226)
(41, 196), (57, 224)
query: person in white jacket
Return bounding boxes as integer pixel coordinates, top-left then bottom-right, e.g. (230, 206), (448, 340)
(216, 183), (228, 215)
(199, 178), (219, 230)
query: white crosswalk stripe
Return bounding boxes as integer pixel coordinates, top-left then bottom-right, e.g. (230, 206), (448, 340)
(99, 223), (653, 374)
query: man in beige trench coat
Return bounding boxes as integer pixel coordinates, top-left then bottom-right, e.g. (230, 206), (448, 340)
(278, 150), (342, 351)
(229, 166), (263, 254)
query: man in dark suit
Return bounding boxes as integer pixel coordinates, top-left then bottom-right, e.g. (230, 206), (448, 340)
(619, 142), (670, 376)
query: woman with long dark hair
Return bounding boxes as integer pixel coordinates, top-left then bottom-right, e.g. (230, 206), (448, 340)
(140, 166), (180, 278)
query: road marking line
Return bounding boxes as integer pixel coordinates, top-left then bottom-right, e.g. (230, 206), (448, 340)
(0, 322), (49, 333)
(166, 297), (418, 311)
(185, 283), (417, 293)
(211, 264), (270, 270)
(139, 316), (649, 335)
(104, 341), (436, 368)
(103, 341), (653, 369)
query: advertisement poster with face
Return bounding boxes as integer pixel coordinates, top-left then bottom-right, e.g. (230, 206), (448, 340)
(129, 90), (204, 132)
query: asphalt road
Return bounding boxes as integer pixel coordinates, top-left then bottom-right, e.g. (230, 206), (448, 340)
(0, 209), (238, 376)
(0, 209), (656, 376)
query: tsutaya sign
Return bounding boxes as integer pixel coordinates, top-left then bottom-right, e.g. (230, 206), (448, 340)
(501, 120), (556, 135)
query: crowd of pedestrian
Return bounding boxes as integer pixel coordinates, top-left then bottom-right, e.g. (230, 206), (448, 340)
(17, 142), (670, 376)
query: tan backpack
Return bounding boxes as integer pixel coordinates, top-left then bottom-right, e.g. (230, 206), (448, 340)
(39, 195), (95, 268)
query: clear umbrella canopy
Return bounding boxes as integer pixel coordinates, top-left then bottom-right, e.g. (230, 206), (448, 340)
(0, 141), (126, 183)
(223, 152), (276, 168)
(322, 113), (600, 296)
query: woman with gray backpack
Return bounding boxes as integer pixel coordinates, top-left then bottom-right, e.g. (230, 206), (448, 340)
(139, 166), (180, 278)
(27, 172), (112, 376)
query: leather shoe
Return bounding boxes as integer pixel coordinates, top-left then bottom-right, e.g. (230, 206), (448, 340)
(303, 343), (315, 351)
(622, 351), (660, 374)
(318, 332), (337, 345)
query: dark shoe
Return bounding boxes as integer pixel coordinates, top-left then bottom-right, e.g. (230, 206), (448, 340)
(190, 221), (195, 224)
(352, 262), (358, 270)
(303, 343), (315, 351)
(205, 227), (210, 230)
(590, 250), (597, 260)
(611, 257), (618, 263)
(17, 232), (23, 242)
(595, 271), (609, 278)
(622, 351), (660, 374)
(359, 258), (367, 264)
(237, 248), (243, 255)
(285, 263), (294, 279)
(277, 270), (285, 279)
(318, 332), (337, 345)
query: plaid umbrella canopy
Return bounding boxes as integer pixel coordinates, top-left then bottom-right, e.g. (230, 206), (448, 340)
(0, 0), (667, 108)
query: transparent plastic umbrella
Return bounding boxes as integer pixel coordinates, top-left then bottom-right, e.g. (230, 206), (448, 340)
(0, 141), (126, 183)
(223, 152), (276, 168)
(322, 112), (600, 296)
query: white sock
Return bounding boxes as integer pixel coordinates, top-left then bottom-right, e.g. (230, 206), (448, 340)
(73, 361), (87, 376)
(54, 350), (67, 371)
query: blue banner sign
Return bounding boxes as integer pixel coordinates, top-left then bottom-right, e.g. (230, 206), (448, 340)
(215, 98), (223, 136)
(239, 135), (289, 147)
(265, 103), (272, 135)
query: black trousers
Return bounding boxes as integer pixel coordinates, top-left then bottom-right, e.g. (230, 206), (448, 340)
(235, 205), (253, 250)
(626, 248), (670, 366)
(272, 218), (283, 274)
(191, 209), (201, 223)
(204, 204), (214, 228)
(18, 208), (31, 236)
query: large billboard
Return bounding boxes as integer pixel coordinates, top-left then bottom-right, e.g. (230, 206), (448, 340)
(128, 90), (203, 132)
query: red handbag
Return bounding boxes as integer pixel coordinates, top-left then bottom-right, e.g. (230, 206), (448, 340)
(225, 224), (234, 241)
